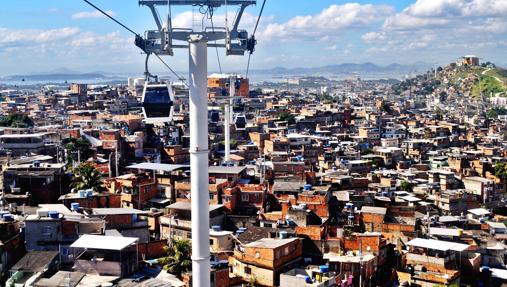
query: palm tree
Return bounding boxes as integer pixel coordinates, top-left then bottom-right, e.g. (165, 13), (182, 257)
(71, 162), (105, 193)
(158, 239), (192, 276)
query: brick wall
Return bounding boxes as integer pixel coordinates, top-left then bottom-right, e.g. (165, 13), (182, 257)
(137, 240), (167, 260)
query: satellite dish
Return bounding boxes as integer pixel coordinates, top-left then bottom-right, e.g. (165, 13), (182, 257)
(141, 82), (174, 124)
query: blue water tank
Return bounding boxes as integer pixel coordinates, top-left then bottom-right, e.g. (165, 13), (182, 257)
(78, 190), (86, 197)
(319, 265), (329, 273)
(2, 213), (14, 221)
(238, 227), (247, 232)
(236, 230), (244, 235)
(212, 225), (221, 232)
(71, 203), (80, 211)
(305, 276), (312, 283)
(303, 184), (312, 191)
(48, 211), (59, 219)
(279, 231), (288, 239)
(87, 189), (94, 197)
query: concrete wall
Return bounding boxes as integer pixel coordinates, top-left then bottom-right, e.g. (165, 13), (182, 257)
(231, 257), (276, 286)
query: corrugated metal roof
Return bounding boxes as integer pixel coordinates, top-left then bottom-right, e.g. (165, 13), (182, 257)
(407, 238), (469, 252)
(11, 251), (59, 272)
(70, 235), (138, 250)
(468, 208), (491, 216)
(208, 166), (246, 174)
(429, 227), (461, 237)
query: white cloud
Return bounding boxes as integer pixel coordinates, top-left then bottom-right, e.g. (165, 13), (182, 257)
(324, 44), (337, 51)
(362, 0), (507, 57)
(0, 27), (80, 47)
(71, 31), (130, 47)
(72, 10), (116, 20)
(171, 11), (272, 32)
(382, 0), (507, 31)
(0, 26), (141, 74)
(258, 3), (394, 42)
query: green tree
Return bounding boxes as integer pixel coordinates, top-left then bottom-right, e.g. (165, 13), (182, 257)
(279, 112), (296, 125)
(158, 239), (192, 275)
(64, 137), (93, 166)
(71, 162), (105, 193)
(0, 114), (34, 127)
(399, 181), (413, 192)
(495, 162), (507, 181)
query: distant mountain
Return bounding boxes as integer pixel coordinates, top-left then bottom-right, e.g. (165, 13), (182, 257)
(4, 72), (108, 81)
(41, 68), (80, 75)
(253, 62), (431, 76)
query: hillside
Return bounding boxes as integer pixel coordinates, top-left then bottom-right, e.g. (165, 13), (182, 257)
(393, 62), (507, 98)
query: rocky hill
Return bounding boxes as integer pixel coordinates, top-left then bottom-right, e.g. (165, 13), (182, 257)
(393, 62), (507, 98)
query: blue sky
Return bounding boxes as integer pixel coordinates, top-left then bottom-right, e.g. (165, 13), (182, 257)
(1, 0), (506, 75)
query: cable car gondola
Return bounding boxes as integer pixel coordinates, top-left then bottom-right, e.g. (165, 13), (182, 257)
(210, 110), (220, 123)
(234, 114), (247, 130)
(141, 82), (174, 124)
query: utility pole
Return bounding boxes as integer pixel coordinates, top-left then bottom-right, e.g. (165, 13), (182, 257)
(359, 238), (363, 287)
(224, 75), (235, 164)
(109, 152), (113, 178)
(115, 144), (119, 177)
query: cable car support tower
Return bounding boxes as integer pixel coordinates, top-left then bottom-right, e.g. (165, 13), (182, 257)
(137, 1), (257, 286)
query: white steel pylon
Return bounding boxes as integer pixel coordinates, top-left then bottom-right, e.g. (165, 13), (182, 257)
(136, 1), (257, 286)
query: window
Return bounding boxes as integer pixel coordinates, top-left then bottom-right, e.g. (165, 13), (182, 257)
(242, 194), (249, 201)
(186, 232), (192, 239)
(244, 266), (251, 275)
(210, 239), (214, 245)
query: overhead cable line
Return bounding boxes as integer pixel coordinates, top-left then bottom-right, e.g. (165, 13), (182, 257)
(82, 0), (139, 37)
(80, 0), (187, 85)
(153, 53), (189, 87)
(245, 0), (266, 78)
